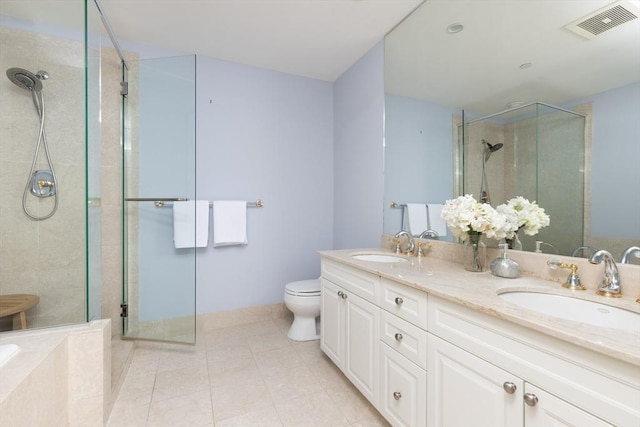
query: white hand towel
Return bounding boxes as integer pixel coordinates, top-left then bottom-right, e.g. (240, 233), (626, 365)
(173, 200), (209, 248)
(427, 204), (447, 236)
(406, 203), (429, 236)
(213, 201), (248, 247)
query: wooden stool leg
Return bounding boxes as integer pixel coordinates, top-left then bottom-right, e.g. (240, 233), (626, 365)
(13, 311), (26, 330)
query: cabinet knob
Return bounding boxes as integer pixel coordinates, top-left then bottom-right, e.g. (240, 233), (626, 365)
(502, 382), (517, 394)
(523, 393), (539, 406)
(395, 297), (404, 305)
(341, 292), (348, 300)
(393, 391), (402, 400)
(394, 333), (403, 341)
(337, 291), (343, 297)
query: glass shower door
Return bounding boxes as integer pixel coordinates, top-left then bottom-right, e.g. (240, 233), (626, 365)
(122, 55), (197, 344)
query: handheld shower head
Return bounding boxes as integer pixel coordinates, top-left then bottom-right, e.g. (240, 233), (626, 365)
(6, 68), (44, 92)
(481, 139), (504, 161)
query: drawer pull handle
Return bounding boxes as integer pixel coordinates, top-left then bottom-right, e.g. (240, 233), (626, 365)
(393, 391), (402, 400)
(524, 393), (538, 407)
(503, 382), (517, 394)
(394, 333), (403, 341)
(394, 297), (404, 305)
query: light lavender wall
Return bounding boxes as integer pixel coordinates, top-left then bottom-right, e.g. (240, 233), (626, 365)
(566, 82), (640, 240)
(333, 42), (385, 249)
(383, 95), (456, 236)
(195, 56), (334, 314)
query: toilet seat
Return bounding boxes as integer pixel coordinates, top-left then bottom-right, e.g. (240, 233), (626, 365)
(285, 279), (321, 297)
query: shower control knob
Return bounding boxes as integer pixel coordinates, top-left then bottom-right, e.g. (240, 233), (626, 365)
(395, 297), (404, 305)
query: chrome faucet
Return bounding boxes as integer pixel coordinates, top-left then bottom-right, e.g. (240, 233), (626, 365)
(621, 246), (640, 264)
(394, 230), (415, 255)
(589, 250), (621, 298)
(418, 229), (440, 239)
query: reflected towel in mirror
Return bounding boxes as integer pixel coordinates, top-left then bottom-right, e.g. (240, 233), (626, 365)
(406, 203), (428, 235)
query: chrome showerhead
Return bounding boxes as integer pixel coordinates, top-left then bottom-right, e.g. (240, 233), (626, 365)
(6, 67), (45, 92)
(482, 139), (503, 161)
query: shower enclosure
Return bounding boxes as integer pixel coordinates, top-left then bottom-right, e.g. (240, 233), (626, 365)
(122, 55), (197, 344)
(460, 102), (586, 255)
(0, 0), (106, 330)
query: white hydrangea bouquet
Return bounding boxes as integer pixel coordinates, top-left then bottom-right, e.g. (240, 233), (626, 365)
(440, 194), (508, 241)
(495, 196), (550, 240)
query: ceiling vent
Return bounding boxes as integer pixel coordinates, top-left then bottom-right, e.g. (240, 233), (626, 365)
(565, 0), (639, 39)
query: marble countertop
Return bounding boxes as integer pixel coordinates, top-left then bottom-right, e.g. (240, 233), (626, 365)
(319, 248), (640, 366)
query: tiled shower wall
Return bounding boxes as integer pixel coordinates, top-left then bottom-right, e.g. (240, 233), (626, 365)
(0, 27), (86, 329)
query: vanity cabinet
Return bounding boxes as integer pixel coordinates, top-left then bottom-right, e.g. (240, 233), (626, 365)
(428, 334), (614, 427)
(321, 261), (380, 405)
(428, 296), (634, 427)
(429, 334), (523, 427)
(320, 254), (638, 427)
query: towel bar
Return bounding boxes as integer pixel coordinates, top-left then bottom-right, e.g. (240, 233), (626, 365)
(125, 198), (264, 208)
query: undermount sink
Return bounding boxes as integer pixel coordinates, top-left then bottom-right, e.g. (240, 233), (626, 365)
(351, 253), (408, 263)
(498, 291), (640, 334)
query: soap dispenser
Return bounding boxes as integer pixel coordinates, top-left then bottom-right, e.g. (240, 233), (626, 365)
(491, 244), (521, 279)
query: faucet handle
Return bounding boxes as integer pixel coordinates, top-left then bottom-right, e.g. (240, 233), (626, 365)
(547, 260), (586, 290)
(393, 238), (402, 254)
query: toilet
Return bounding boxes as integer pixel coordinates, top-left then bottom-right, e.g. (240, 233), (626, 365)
(284, 278), (321, 341)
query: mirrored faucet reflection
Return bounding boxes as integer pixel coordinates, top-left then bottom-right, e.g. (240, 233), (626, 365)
(418, 229), (440, 239)
(589, 250), (621, 298)
(571, 246), (597, 258)
(620, 246), (640, 264)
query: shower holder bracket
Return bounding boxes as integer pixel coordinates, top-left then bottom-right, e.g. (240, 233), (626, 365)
(30, 170), (56, 198)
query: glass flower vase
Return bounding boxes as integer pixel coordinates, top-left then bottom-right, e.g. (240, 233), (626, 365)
(463, 233), (487, 272)
(505, 231), (523, 251)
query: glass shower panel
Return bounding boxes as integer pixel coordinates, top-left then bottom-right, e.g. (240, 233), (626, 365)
(123, 55), (197, 344)
(462, 103), (585, 256)
(0, 0), (88, 331)
(86, 0), (102, 322)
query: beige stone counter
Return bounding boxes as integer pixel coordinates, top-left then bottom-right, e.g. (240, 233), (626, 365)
(319, 247), (640, 366)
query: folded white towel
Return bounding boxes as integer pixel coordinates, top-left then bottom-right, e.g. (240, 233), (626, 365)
(427, 204), (447, 236)
(406, 203), (429, 236)
(173, 200), (210, 248)
(213, 201), (248, 247)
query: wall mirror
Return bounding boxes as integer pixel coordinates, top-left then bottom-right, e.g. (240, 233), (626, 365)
(383, 0), (640, 263)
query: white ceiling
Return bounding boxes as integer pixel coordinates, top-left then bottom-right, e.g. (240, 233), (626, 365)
(385, 0), (640, 114)
(2, 0), (638, 113)
(98, 0), (424, 82)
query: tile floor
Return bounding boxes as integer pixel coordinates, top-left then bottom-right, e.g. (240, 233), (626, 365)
(107, 316), (390, 427)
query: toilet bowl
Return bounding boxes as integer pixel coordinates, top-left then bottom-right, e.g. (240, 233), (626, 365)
(284, 279), (321, 341)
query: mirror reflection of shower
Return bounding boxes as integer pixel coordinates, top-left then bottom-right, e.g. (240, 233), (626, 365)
(479, 139), (503, 203)
(6, 67), (59, 220)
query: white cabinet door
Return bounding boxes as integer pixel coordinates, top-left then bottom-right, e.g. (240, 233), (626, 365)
(524, 383), (614, 427)
(428, 334), (523, 427)
(380, 342), (427, 427)
(321, 278), (344, 367)
(344, 289), (380, 405)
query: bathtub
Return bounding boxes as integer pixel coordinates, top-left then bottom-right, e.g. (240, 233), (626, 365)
(0, 344), (19, 367)
(0, 320), (111, 427)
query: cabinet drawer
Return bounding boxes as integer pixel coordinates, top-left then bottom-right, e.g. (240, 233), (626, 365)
(380, 310), (427, 370)
(380, 278), (428, 328)
(322, 259), (379, 304)
(380, 342), (427, 427)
